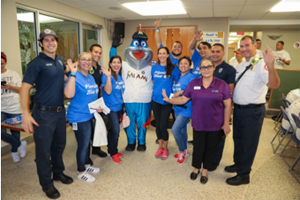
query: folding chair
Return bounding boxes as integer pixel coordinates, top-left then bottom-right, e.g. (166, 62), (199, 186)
(271, 106), (295, 154)
(273, 95), (291, 131)
(288, 114), (300, 183)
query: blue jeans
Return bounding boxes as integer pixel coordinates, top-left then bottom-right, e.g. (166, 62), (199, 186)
(107, 110), (122, 156)
(71, 119), (92, 172)
(172, 114), (190, 152)
(1, 112), (21, 152)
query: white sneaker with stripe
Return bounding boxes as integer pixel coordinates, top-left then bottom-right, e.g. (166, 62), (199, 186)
(77, 172), (95, 183)
(85, 165), (100, 173)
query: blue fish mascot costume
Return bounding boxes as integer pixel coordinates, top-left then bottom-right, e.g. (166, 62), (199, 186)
(111, 25), (153, 151)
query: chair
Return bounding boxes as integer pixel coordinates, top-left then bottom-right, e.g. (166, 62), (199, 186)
(271, 106), (295, 154)
(288, 114), (300, 183)
(273, 95), (291, 131)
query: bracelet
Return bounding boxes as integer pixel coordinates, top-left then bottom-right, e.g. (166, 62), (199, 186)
(155, 29), (160, 32)
(70, 74), (76, 78)
(70, 72), (77, 76)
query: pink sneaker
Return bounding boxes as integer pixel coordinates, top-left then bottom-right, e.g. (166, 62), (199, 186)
(161, 149), (169, 160)
(174, 149), (189, 158)
(155, 148), (164, 158)
(177, 153), (186, 164)
(111, 154), (122, 164)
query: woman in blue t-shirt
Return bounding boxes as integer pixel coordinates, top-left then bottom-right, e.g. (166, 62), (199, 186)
(65, 52), (109, 183)
(102, 55), (125, 164)
(151, 46), (180, 160)
(168, 56), (196, 164)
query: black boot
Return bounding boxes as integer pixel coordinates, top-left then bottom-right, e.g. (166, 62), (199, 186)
(125, 143), (136, 151)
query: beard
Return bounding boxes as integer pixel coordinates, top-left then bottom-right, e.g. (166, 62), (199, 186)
(172, 51), (182, 57)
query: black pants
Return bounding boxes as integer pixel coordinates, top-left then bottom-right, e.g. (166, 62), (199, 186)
(233, 105), (265, 178)
(151, 100), (172, 141)
(192, 129), (220, 170)
(32, 107), (66, 190)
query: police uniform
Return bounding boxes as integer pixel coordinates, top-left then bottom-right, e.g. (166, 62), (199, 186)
(22, 52), (66, 190)
(232, 57), (268, 179)
(212, 61), (236, 166)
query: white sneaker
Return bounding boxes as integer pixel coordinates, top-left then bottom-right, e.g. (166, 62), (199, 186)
(11, 152), (20, 163)
(18, 141), (27, 158)
(85, 164), (100, 173)
(77, 172), (95, 183)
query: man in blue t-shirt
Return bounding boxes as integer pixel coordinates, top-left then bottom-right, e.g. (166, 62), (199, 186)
(188, 30), (211, 77)
(209, 43), (236, 171)
(154, 19), (183, 67)
(20, 29), (73, 199)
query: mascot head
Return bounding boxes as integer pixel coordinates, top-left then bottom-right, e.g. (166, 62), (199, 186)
(124, 24), (153, 70)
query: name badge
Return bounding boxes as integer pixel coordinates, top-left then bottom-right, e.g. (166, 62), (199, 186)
(194, 86), (201, 90)
(72, 123), (78, 131)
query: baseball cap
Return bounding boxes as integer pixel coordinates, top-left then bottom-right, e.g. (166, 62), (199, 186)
(39, 29), (58, 41)
(234, 48), (241, 54)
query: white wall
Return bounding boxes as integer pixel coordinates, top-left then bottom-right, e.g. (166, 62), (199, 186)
(116, 18), (230, 61)
(262, 30), (300, 70)
(1, 0), (112, 76)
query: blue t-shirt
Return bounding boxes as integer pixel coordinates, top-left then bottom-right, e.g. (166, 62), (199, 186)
(66, 71), (99, 123)
(102, 74), (125, 112)
(151, 64), (181, 105)
(22, 53), (65, 106)
(173, 73), (196, 117)
(191, 50), (202, 78)
(213, 61), (236, 84)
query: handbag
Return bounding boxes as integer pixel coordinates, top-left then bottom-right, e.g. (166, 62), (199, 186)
(100, 112), (112, 131)
(120, 111), (130, 129)
(219, 129), (226, 141)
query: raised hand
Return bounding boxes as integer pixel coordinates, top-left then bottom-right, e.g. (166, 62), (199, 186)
(194, 30), (203, 41)
(67, 58), (78, 73)
(101, 66), (111, 77)
(154, 18), (161, 29)
(262, 46), (275, 69)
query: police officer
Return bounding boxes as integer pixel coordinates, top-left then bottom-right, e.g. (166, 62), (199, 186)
(88, 44), (108, 158)
(225, 35), (280, 186)
(209, 43), (236, 171)
(21, 29), (73, 199)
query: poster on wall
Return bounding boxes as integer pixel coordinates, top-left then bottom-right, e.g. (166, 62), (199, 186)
(202, 32), (224, 44)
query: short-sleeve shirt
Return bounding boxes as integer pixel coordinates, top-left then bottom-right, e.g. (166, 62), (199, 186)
(122, 61), (153, 103)
(102, 74), (125, 112)
(159, 44), (179, 67)
(22, 53), (65, 106)
(191, 50), (202, 77)
(1, 69), (22, 114)
(151, 64), (181, 105)
(183, 77), (232, 131)
(233, 58), (269, 105)
(173, 72), (196, 117)
(213, 61), (236, 85)
(90, 63), (103, 97)
(66, 71), (98, 123)
(274, 50), (291, 69)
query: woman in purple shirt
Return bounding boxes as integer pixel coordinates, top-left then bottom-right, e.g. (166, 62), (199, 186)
(163, 58), (232, 184)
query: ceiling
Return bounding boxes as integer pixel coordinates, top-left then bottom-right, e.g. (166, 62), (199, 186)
(55, 0), (300, 31)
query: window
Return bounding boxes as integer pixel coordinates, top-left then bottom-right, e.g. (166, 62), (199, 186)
(17, 8), (37, 75)
(83, 28), (98, 52)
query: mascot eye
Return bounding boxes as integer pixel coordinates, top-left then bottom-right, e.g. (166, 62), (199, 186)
(141, 41), (146, 47)
(133, 41), (139, 46)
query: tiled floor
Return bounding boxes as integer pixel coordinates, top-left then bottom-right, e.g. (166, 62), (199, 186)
(1, 117), (300, 200)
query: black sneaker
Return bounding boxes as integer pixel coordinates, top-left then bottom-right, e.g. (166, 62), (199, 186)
(137, 144), (146, 151)
(125, 143), (136, 151)
(92, 149), (107, 157)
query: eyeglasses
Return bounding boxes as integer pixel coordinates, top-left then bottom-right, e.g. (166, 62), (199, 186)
(80, 59), (92, 62)
(199, 65), (213, 71)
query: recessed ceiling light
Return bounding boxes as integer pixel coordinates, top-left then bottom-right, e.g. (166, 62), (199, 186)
(123, 1), (186, 16)
(230, 32), (237, 36)
(270, 0), (300, 12)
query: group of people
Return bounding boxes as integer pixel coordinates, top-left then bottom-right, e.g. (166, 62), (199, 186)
(1, 18), (282, 198)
